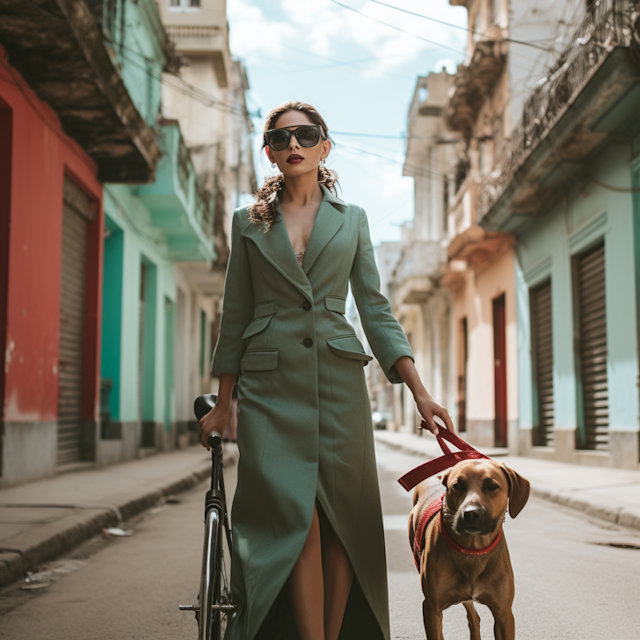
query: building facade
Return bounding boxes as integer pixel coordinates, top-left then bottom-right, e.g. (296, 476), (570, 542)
(390, 71), (459, 435)
(0, 0), (255, 486)
(477, 0), (640, 468)
(0, 0), (163, 485)
(159, 0), (257, 439)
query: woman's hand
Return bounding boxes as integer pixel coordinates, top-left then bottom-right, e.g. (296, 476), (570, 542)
(200, 404), (230, 450)
(392, 356), (454, 436)
(415, 392), (454, 436)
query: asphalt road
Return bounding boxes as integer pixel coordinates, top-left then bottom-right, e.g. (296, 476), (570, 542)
(1, 443), (640, 639)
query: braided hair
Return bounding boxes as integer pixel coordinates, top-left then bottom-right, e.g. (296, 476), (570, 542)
(249, 101), (339, 232)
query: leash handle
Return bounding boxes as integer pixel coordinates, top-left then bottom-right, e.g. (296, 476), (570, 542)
(399, 423), (490, 492)
(422, 420), (478, 454)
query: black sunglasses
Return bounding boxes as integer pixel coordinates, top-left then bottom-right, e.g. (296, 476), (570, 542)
(264, 124), (324, 151)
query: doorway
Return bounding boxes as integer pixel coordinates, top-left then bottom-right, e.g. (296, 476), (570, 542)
(493, 294), (507, 447)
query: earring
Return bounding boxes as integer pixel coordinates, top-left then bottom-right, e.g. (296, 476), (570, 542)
(271, 162), (276, 169)
(319, 159), (326, 169)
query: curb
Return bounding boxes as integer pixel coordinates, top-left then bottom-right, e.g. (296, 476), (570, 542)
(0, 453), (228, 590)
(375, 435), (640, 533)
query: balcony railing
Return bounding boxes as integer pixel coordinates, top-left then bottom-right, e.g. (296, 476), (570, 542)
(477, 0), (639, 220)
(444, 37), (507, 138)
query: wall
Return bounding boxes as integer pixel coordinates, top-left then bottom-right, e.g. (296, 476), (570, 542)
(516, 141), (640, 467)
(452, 246), (518, 449)
(99, 185), (177, 464)
(0, 56), (103, 486)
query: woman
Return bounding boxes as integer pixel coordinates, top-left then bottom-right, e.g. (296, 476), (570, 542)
(200, 101), (452, 640)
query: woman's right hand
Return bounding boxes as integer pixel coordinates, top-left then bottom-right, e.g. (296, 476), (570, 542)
(200, 404), (230, 450)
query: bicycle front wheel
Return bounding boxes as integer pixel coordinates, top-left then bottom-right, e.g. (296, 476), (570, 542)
(198, 506), (232, 640)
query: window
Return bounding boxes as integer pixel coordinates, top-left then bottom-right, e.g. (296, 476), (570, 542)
(168, 0), (201, 9)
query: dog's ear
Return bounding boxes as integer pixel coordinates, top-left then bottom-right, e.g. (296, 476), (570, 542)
(440, 469), (451, 488)
(499, 464), (530, 518)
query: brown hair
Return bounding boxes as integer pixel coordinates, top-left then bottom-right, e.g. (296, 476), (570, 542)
(249, 101), (338, 232)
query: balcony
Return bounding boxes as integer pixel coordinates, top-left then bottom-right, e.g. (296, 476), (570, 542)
(392, 240), (446, 306)
(404, 71), (457, 176)
(477, 0), (640, 231)
(0, 0), (162, 182)
(161, 0), (231, 89)
(444, 36), (507, 139)
(446, 173), (512, 266)
(136, 122), (215, 261)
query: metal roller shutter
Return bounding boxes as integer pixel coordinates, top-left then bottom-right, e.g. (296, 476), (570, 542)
(575, 243), (608, 450)
(57, 177), (94, 466)
(530, 280), (554, 446)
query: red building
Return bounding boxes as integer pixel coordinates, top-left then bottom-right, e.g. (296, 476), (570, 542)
(0, 0), (160, 486)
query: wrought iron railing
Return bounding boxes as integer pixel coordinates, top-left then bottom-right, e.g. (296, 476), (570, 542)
(477, 0), (640, 220)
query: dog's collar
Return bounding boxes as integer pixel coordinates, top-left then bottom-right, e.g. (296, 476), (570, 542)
(439, 508), (503, 556)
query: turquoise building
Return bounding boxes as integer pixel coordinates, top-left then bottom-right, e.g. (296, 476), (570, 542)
(97, 0), (216, 463)
(477, 1), (640, 469)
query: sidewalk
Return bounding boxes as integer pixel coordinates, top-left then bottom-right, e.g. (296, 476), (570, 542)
(375, 430), (640, 532)
(0, 445), (238, 589)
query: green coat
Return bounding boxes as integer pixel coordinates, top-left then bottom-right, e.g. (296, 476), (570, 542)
(211, 184), (414, 640)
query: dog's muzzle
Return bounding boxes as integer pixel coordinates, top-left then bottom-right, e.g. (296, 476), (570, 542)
(454, 504), (499, 535)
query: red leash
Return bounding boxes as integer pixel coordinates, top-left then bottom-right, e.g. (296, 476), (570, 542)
(398, 421), (490, 492)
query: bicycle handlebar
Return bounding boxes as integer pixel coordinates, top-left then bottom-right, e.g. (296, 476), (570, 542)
(194, 394), (223, 451)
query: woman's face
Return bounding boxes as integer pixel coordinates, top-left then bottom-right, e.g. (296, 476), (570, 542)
(265, 110), (331, 178)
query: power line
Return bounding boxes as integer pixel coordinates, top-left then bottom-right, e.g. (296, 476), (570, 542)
(114, 42), (261, 120)
(335, 140), (447, 180)
(368, 0), (552, 53)
(326, 0), (465, 56)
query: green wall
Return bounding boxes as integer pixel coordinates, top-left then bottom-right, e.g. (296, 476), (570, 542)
(103, 185), (177, 426)
(517, 141), (640, 439)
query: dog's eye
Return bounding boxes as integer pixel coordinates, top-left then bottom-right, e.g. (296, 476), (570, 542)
(451, 481), (465, 491)
(484, 482), (499, 492)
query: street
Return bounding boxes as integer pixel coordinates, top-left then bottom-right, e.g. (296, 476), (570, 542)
(1, 442), (640, 640)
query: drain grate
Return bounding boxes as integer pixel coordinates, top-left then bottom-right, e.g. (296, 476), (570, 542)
(592, 542), (640, 550)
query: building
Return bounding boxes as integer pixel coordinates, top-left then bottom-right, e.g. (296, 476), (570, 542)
(477, 0), (640, 468)
(391, 70), (459, 435)
(439, 0), (573, 451)
(159, 0), (257, 439)
(0, 0), (162, 485)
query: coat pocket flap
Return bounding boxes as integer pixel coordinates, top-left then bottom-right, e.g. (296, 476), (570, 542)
(254, 300), (278, 318)
(241, 315), (273, 340)
(326, 335), (374, 362)
(240, 349), (278, 371)
(324, 296), (346, 314)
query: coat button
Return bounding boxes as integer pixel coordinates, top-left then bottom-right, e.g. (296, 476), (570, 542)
(303, 338), (313, 348)
(302, 300), (311, 311)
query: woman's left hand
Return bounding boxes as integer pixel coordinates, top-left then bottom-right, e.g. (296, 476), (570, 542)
(415, 393), (454, 436)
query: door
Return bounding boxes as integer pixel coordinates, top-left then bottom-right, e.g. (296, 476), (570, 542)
(57, 177), (94, 465)
(457, 317), (468, 433)
(574, 242), (608, 450)
(530, 280), (554, 446)
(493, 294), (507, 447)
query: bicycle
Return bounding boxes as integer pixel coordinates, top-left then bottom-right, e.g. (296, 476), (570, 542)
(179, 394), (235, 640)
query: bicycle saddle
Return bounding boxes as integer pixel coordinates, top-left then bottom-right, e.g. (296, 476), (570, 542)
(194, 394), (218, 421)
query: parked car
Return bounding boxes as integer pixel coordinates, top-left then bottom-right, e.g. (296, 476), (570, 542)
(372, 411), (390, 430)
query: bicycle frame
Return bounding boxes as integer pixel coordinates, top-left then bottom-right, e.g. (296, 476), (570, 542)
(180, 396), (235, 639)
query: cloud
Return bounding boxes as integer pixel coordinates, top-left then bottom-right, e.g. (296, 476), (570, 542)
(228, 0), (467, 76)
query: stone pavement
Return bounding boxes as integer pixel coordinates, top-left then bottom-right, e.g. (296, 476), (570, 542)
(0, 444), (238, 589)
(374, 430), (640, 532)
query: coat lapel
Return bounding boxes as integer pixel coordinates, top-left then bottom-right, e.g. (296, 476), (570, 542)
(302, 186), (346, 275)
(240, 208), (312, 301)
(240, 184), (348, 298)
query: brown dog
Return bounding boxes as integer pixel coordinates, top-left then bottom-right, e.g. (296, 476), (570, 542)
(408, 459), (530, 640)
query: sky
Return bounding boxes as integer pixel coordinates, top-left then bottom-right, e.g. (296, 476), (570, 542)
(226, 0), (468, 246)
